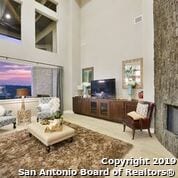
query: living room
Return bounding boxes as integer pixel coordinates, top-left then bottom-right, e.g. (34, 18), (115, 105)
(0, 0), (178, 177)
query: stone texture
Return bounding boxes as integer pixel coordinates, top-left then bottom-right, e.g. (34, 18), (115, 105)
(154, 0), (178, 157)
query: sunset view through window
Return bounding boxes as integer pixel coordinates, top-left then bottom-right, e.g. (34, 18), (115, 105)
(0, 61), (32, 99)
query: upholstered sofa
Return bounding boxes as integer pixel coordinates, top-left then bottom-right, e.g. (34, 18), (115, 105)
(0, 107), (16, 129)
(37, 97), (60, 122)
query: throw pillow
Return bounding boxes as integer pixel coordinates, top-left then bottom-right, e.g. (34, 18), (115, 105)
(0, 105), (6, 116)
(127, 111), (144, 120)
(38, 103), (51, 113)
(136, 103), (149, 118)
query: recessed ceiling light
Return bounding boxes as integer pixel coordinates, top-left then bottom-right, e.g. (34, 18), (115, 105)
(5, 13), (11, 19)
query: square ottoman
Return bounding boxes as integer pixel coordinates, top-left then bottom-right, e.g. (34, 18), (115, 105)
(27, 122), (75, 152)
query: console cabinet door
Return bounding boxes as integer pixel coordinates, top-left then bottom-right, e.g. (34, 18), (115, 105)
(109, 100), (125, 123)
(73, 97), (138, 124)
(99, 100), (110, 119)
(90, 100), (99, 117)
(73, 97), (82, 114)
(81, 98), (90, 115)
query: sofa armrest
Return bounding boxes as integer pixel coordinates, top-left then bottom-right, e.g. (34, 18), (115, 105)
(4, 110), (12, 116)
(37, 106), (42, 112)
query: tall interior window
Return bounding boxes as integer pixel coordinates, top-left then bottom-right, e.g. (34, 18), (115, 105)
(35, 12), (57, 52)
(35, 0), (57, 52)
(0, 61), (32, 99)
(35, 0), (57, 12)
(0, 0), (21, 40)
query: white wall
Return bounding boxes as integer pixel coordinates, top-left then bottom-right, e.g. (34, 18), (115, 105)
(72, 0), (81, 97)
(62, 0), (81, 111)
(80, 0), (154, 101)
(60, 0), (73, 111)
(142, 0), (154, 102)
(0, 0), (63, 66)
(0, 0), (154, 113)
(0, 0), (81, 111)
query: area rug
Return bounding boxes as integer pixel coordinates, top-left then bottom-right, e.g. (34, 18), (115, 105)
(0, 122), (132, 178)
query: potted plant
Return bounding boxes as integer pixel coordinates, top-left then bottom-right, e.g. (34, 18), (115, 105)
(125, 66), (137, 79)
(53, 111), (63, 125)
(82, 82), (91, 98)
(127, 78), (136, 100)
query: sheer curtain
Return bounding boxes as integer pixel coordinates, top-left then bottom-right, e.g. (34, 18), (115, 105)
(32, 66), (63, 112)
(56, 67), (63, 113)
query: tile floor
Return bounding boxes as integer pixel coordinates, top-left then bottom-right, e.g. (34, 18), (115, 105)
(0, 113), (178, 178)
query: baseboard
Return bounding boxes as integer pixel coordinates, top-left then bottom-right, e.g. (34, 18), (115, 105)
(63, 110), (74, 114)
(150, 128), (155, 134)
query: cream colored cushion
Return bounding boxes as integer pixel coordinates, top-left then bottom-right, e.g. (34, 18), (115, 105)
(28, 123), (75, 146)
(127, 111), (143, 120)
(136, 103), (149, 118)
(0, 105), (5, 116)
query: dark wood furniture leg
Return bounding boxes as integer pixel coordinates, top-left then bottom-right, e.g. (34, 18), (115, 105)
(132, 128), (135, 140)
(123, 124), (126, 132)
(13, 122), (16, 129)
(68, 137), (73, 143)
(148, 128), (152, 137)
(46, 146), (50, 153)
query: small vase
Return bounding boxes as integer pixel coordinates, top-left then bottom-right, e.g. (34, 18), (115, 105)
(83, 87), (88, 98)
(53, 119), (60, 124)
(128, 95), (132, 101)
(127, 85), (132, 95)
(60, 117), (63, 126)
(127, 85), (133, 100)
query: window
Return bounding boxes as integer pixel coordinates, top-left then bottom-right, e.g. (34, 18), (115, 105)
(36, 0), (57, 12)
(0, 0), (21, 40)
(35, 12), (57, 52)
(0, 60), (62, 100)
(0, 61), (32, 99)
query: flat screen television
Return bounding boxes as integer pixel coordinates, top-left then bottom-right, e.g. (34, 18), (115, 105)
(91, 78), (116, 99)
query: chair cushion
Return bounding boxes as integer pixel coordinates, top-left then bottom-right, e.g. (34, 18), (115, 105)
(0, 105), (5, 116)
(136, 103), (149, 118)
(127, 111), (143, 120)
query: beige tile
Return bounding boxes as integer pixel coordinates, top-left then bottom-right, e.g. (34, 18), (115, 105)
(1, 113), (177, 178)
(63, 113), (178, 178)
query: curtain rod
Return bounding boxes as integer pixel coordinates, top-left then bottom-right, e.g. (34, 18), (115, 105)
(0, 55), (63, 69)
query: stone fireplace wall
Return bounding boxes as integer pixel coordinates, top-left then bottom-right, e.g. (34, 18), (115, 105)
(154, 0), (178, 157)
